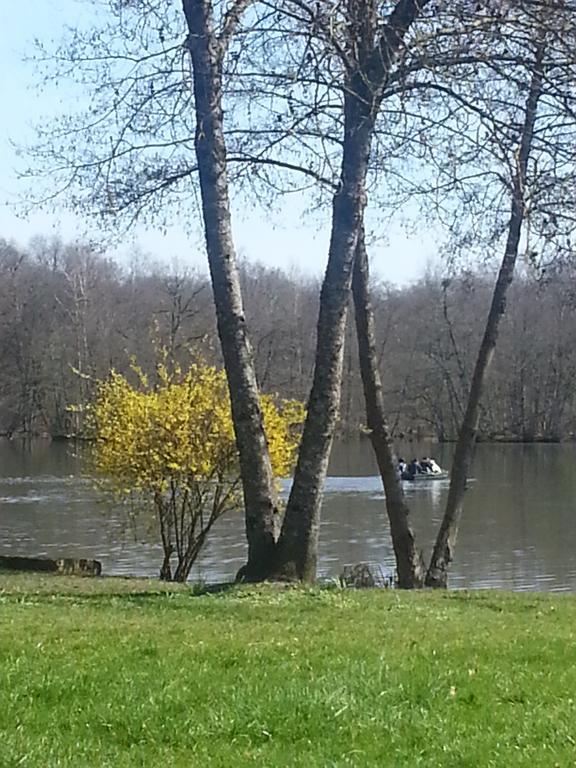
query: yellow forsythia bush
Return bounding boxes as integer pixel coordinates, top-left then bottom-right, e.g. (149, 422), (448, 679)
(88, 362), (305, 581)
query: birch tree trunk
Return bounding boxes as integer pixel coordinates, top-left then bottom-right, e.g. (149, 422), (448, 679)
(183, 0), (280, 581)
(352, 230), (424, 588)
(425, 42), (546, 588)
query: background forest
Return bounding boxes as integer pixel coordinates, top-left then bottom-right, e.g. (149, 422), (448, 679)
(2, 235), (575, 444)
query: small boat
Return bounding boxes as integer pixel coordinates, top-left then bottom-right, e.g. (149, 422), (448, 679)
(401, 470), (449, 482)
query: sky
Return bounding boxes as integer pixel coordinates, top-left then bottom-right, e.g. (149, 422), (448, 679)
(0, 1), (442, 284)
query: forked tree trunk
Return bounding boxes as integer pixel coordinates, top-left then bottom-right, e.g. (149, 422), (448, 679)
(352, 230), (424, 588)
(276, 0), (431, 582)
(183, 0), (279, 581)
(425, 43), (545, 588)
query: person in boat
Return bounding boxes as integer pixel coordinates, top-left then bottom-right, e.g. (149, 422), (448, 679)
(408, 458), (422, 477)
(421, 456), (442, 474)
(430, 458), (443, 474)
(398, 458), (407, 476)
(420, 457), (433, 473)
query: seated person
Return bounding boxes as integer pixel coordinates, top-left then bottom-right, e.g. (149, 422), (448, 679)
(420, 457), (433, 473)
(422, 456), (442, 474)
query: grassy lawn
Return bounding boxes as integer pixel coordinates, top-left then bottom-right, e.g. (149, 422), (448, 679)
(1, 574), (575, 767)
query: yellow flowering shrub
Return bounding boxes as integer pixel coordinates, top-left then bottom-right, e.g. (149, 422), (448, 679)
(88, 362), (304, 581)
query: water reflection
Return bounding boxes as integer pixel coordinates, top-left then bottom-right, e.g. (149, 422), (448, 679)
(1, 438), (576, 591)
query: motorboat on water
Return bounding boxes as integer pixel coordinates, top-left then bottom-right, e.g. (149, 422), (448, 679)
(399, 457), (448, 482)
(401, 470), (449, 482)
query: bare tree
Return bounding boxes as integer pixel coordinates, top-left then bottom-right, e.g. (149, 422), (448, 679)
(419, 3), (576, 587)
(20, 0), (576, 587)
(273, 0), (433, 581)
(26, 0), (283, 579)
(426, 43), (545, 583)
(182, 0), (282, 580)
(24, 0), (436, 582)
(352, 229), (424, 588)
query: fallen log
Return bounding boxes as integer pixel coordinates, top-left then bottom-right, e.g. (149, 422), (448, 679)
(0, 555), (102, 576)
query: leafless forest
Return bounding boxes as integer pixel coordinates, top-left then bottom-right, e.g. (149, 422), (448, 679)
(2, 235), (574, 443)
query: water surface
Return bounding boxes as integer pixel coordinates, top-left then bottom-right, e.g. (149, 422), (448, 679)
(1, 439), (575, 591)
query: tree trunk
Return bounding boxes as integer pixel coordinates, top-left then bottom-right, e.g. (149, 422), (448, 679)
(183, 0), (279, 581)
(425, 43), (545, 588)
(352, 229), (424, 588)
(275, 87), (375, 581)
(275, 0), (430, 582)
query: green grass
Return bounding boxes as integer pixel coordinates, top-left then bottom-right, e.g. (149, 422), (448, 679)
(1, 574), (575, 767)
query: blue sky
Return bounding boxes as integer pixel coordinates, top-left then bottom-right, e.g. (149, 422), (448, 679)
(0, 1), (440, 283)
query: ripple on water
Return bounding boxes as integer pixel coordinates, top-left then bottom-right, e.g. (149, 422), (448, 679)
(3, 442), (576, 592)
(0, 475), (91, 486)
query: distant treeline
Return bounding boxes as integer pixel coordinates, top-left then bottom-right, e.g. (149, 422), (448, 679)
(1, 236), (575, 442)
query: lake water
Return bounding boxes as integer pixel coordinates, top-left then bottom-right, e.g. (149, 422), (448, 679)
(1, 439), (576, 591)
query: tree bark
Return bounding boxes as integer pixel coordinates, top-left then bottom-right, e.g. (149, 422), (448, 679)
(275, 0), (431, 582)
(425, 43), (545, 588)
(352, 229), (424, 588)
(275, 86), (375, 581)
(183, 0), (279, 581)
